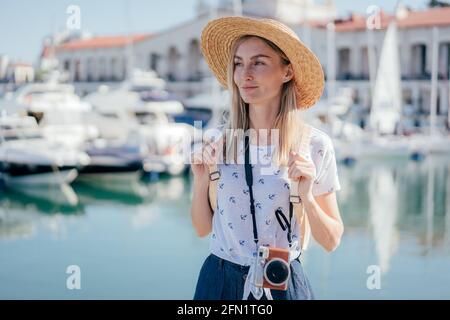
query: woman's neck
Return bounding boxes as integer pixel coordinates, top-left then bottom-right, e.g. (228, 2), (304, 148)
(248, 100), (280, 146)
(248, 103), (279, 130)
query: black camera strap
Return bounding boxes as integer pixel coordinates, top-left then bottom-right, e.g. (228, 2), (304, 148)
(244, 135), (259, 246)
(275, 206), (293, 247)
(243, 135), (293, 248)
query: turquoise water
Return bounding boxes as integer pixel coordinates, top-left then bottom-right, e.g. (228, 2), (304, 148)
(0, 155), (449, 299)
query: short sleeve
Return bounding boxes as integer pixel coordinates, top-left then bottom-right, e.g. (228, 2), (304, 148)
(310, 131), (341, 196)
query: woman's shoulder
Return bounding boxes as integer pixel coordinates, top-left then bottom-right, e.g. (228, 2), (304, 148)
(307, 125), (334, 150)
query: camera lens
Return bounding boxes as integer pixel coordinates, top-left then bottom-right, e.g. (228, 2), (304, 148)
(264, 259), (289, 285)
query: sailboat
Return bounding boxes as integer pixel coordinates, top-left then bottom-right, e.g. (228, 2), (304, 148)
(369, 22), (402, 135)
(363, 20), (414, 159)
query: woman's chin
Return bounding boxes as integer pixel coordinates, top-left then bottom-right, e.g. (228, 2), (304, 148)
(240, 95), (259, 104)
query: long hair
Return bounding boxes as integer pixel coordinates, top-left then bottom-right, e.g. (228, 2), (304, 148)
(219, 35), (305, 166)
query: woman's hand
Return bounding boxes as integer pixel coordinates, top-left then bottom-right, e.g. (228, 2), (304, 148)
(190, 140), (219, 181)
(287, 151), (316, 202)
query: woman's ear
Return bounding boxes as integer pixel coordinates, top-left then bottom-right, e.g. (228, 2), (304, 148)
(283, 65), (294, 83)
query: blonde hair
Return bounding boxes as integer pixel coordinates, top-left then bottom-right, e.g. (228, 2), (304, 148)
(219, 35), (304, 166)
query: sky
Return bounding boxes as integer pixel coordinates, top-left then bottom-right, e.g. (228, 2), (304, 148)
(0, 0), (430, 64)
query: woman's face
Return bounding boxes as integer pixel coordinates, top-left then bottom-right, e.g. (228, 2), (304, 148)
(233, 37), (292, 105)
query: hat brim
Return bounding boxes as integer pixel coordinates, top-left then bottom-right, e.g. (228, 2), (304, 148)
(201, 16), (325, 109)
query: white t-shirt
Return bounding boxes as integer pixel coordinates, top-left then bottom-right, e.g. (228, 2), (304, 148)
(208, 125), (341, 265)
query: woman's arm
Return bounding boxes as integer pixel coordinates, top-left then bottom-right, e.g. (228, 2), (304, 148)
(190, 175), (214, 237)
(190, 140), (220, 237)
(303, 191), (343, 252)
(288, 150), (343, 252)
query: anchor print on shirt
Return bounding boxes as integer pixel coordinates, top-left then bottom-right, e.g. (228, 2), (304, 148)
(268, 194), (276, 200)
(228, 196), (236, 204)
(219, 182), (224, 189)
(265, 219), (272, 226)
(240, 214), (248, 221)
(258, 178), (265, 185)
(232, 171), (239, 179)
(227, 222), (234, 229)
(255, 202), (262, 210)
(284, 182), (290, 190)
(262, 153), (271, 161)
(239, 240), (246, 246)
(243, 188), (249, 196)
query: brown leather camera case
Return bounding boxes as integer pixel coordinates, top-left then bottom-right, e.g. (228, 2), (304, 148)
(263, 247), (290, 290)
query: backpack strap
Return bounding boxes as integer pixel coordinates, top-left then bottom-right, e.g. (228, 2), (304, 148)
(207, 135), (223, 213)
(289, 124), (313, 251)
(208, 162), (220, 213)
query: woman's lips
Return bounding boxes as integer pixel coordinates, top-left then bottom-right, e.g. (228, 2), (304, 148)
(242, 86), (258, 92)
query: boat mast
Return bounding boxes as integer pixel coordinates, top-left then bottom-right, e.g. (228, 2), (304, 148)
(430, 26), (439, 137)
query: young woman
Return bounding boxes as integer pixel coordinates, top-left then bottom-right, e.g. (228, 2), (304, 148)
(190, 16), (344, 300)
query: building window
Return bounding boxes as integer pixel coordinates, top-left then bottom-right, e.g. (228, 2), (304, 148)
(110, 58), (117, 81)
(187, 39), (202, 81)
(337, 48), (351, 80)
(411, 44), (428, 79)
(167, 46), (180, 81)
(149, 53), (161, 74)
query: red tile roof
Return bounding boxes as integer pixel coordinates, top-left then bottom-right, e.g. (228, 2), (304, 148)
(56, 34), (153, 51)
(40, 46), (54, 58)
(334, 7), (450, 32)
(10, 62), (33, 67)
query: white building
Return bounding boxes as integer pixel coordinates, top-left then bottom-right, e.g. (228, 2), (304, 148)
(53, 0), (335, 97)
(52, 1), (450, 127)
(329, 7), (450, 129)
(4, 62), (34, 84)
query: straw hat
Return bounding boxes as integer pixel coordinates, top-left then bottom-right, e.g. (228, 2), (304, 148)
(200, 16), (324, 109)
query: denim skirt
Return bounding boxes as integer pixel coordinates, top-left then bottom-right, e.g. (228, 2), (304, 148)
(193, 253), (315, 300)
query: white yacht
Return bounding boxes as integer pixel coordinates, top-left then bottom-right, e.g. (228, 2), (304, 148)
(0, 114), (90, 187)
(84, 70), (194, 175)
(0, 81), (99, 149)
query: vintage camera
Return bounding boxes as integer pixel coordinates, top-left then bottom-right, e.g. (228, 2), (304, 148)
(253, 246), (290, 291)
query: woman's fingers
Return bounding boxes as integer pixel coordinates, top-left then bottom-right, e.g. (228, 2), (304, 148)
(203, 145), (214, 165)
(288, 163), (315, 180)
(288, 151), (310, 167)
(200, 141), (220, 166)
(191, 140), (222, 166)
(288, 151), (297, 167)
(191, 150), (203, 164)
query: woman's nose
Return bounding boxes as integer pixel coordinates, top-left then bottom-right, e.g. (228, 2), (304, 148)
(243, 66), (254, 81)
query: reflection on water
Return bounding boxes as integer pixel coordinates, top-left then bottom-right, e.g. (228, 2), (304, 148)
(0, 156), (449, 299)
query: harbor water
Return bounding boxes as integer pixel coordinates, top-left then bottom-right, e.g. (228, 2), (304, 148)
(1, 155), (450, 299)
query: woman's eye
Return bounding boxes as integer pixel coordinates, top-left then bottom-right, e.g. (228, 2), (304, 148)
(234, 61), (264, 66)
